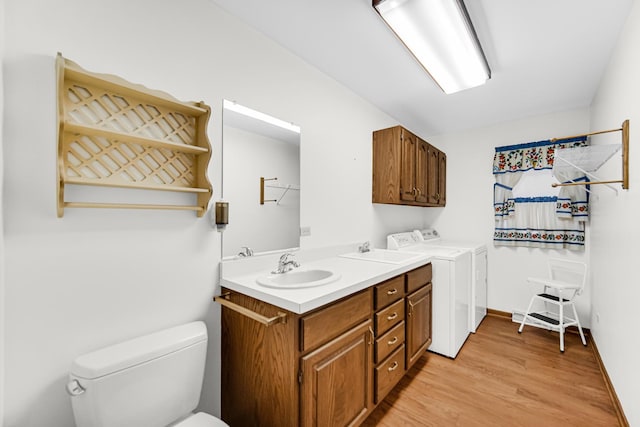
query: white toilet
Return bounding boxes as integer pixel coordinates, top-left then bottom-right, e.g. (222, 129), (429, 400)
(66, 321), (228, 427)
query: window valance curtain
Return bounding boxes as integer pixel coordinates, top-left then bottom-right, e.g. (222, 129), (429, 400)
(493, 136), (589, 250)
(493, 136), (587, 174)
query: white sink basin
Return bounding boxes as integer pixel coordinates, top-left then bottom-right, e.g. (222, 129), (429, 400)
(339, 249), (425, 264)
(256, 269), (341, 289)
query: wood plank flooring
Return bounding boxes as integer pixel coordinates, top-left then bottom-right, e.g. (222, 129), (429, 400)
(363, 315), (619, 427)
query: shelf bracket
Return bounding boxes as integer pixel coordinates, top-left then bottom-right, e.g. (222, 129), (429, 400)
(260, 177), (278, 204)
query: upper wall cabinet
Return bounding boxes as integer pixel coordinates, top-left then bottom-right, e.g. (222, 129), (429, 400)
(372, 125), (446, 207)
(56, 54), (212, 217)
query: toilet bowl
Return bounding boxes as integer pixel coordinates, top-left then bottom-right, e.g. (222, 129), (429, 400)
(67, 321), (228, 427)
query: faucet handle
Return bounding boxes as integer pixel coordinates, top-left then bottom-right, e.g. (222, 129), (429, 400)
(358, 241), (371, 253)
(279, 252), (292, 263)
(238, 246), (254, 257)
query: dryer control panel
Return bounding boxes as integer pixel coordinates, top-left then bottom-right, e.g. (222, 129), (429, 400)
(386, 232), (421, 250)
(415, 228), (439, 241)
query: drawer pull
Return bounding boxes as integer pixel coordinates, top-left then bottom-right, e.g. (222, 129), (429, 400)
(386, 288), (398, 295)
(387, 361), (399, 372)
(387, 312), (398, 321)
(387, 336), (398, 346)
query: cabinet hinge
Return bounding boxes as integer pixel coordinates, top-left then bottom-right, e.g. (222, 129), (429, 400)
(298, 370), (303, 384)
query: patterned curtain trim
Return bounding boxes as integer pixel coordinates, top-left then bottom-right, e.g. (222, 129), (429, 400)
(557, 176), (590, 220)
(493, 136), (587, 175)
(512, 196), (589, 218)
(494, 227), (585, 247)
(494, 198), (515, 218)
(513, 196), (558, 203)
(556, 198), (589, 218)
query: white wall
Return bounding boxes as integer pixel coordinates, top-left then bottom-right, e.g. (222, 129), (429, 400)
(222, 125), (300, 257)
(1, 0), (6, 425)
(427, 108), (591, 324)
(589, 1), (640, 424)
(2, 1), (425, 426)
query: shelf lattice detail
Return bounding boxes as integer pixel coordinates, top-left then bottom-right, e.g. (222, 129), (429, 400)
(57, 53), (213, 216)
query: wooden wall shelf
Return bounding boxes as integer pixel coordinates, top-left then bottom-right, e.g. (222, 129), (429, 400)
(56, 53), (213, 217)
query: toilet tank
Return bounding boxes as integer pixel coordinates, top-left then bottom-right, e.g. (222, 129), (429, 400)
(68, 321), (208, 427)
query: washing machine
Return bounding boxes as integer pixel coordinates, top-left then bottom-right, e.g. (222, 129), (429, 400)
(387, 232), (471, 359)
(412, 229), (488, 333)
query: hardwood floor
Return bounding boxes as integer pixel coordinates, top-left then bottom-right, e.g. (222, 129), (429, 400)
(363, 315), (620, 427)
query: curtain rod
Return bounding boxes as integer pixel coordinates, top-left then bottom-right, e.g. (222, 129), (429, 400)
(551, 126), (623, 142)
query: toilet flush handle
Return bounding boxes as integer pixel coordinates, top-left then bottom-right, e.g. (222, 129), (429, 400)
(66, 379), (86, 396)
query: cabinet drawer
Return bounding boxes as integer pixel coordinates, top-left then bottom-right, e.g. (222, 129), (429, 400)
(406, 263), (432, 294)
(375, 320), (405, 364)
(375, 344), (405, 403)
(300, 289), (372, 352)
(375, 299), (404, 336)
(374, 276), (405, 310)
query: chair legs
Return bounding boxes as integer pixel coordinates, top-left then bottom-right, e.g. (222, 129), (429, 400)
(518, 296), (536, 334)
(518, 296), (586, 352)
(559, 301), (564, 352)
(571, 303), (587, 346)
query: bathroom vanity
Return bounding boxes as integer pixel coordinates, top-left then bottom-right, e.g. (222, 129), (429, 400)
(218, 251), (432, 427)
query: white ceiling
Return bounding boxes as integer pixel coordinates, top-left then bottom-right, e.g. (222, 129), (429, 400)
(209, 0), (632, 136)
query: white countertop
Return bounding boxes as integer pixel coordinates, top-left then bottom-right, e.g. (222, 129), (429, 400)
(220, 244), (431, 314)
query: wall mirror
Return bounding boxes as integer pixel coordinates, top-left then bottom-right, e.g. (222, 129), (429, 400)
(221, 100), (301, 258)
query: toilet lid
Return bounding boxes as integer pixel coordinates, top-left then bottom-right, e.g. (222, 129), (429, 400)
(174, 413), (229, 427)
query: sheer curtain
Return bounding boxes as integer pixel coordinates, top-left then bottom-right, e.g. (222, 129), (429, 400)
(493, 137), (588, 250)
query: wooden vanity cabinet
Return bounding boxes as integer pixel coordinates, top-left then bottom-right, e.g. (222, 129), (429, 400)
(406, 264), (433, 368)
(373, 277), (405, 403)
(373, 125), (446, 207)
(300, 320), (374, 427)
(406, 284), (433, 366)
(220, 262), (432, 427)
(220, 289), (373, 427)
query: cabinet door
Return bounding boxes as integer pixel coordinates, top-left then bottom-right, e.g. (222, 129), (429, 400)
(400, 129), (417, 202)
(426, 145), (439, 205)
(415, 139), (429, 204)
(300, 320), (374, 427)
(438, 150), (447, 206)
(406, 284), (432, 368)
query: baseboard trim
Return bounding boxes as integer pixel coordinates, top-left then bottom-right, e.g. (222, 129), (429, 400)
(489, 308), (628, 425)
(491, 308), (591, 336)
(590, 337), (629, 427)
(487, 308), (510, 319)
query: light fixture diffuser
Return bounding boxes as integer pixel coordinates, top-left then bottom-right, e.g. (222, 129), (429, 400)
(373, 0), (491, 94)
(223, 100), (301, 134)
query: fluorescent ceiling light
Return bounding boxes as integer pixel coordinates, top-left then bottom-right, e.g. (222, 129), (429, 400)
(373, 0), (491, 94)
(223, 100), (301, 134)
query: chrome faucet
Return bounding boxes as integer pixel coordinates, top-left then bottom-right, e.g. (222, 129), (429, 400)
(358, 241), (371, 253)
(272, 252), (300, 274)
(238, 246), (254, 257)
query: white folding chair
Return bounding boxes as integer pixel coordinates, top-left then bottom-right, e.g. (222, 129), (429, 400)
(518, 258), (587, 352)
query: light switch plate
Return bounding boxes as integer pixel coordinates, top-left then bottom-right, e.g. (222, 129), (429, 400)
(300, 226), (311, 236)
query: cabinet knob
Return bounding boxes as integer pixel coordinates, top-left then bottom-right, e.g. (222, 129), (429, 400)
(387, 312), (398, 321)
(387, 361), (399, 372)
(387, 336), (398, 346)
(386, 288), (398, 295)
